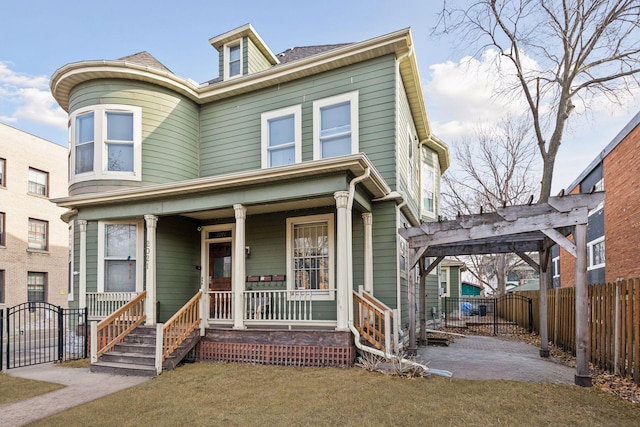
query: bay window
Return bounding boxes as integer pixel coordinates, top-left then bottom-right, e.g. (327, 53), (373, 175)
(313, 92), (359, 159)
(69, 105), (141, 183)
(286, 214), (335, 300)
(261, 105), (302, 168)
(97, 220), (144, 293)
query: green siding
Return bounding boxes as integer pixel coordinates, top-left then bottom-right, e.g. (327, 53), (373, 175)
(199, 55), (397, 185)
(85, 221), (98, 293)
(68, 80), (199, 191)
(449, 266), (461, 297)
(156, 216), (201, 322)
(396, 75), (420, 218)
(371, 201), (398, 310)
(247, 37), (271, 74)
(425, 273), (440, 321)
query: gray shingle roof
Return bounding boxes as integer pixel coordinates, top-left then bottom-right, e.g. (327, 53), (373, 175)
(274, 44), (353, 65)
(118, 51), (173, 74)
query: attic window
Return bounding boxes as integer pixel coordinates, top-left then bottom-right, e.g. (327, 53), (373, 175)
(225, 41), (242, 79)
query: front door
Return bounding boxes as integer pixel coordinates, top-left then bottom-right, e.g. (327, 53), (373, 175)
(209, 242), (232, 291)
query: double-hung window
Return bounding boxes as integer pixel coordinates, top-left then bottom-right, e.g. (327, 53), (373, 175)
(28, 168), (48, 196)
(28, 218), (48, 251)
(0, 212), (5, 246)
(97, 221), (143, 293)
(587, 237), (605, 270)
(0, 157), (6, 187)
(286, 214), (335, 300)
(421, 164), (435, 215)
(261, 105), (302, 168)
(27, 272), (46, 302)
(70, 105), (141, 183)
(225, 41), (242, 79)
(313, 91), (359, 160)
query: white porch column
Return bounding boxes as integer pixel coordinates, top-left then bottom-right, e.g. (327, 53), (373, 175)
(144, 215), (158, 326)
(362, 212), (373, 293)
(334, 191), (349, 330)
(78, 220), (87, 310)
(574, 223), (592, 387)
(233, 204), (246, 329)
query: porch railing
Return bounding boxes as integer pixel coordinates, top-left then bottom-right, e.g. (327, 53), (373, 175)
(353, 287), (398, 354)
(91, 291), (147, 361)
(156, 291), (202, 374)
(87, 292), (139, 320)
(207, 291), (233, 321)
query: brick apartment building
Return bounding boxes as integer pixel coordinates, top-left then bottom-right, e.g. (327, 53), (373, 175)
(553, 110), (640, 287)
(0, 123), (69, 308)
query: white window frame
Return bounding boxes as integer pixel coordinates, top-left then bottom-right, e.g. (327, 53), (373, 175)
(224, 39), (243, 80)
(28, 167), (48, 197)
(552, 256), (560, 279)
(97, 220), (144, 293)
(440, 267), (450, 297)
(407, 128), (416, 195)
(69, 105), (142, 184)
(261, 105), (302, 168)
(587, 236), (605, 271)
(312, 91), (359, 160)
(421, 162), (436, 217)
(588, 178), (604, 216)
(286, 213), (335, 301)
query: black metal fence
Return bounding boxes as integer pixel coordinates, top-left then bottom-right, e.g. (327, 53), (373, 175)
(442, 294), (533, 335)
(2, 303), (87, 370)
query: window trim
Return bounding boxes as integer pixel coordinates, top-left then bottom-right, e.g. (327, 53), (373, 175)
(97, 220), (144, 293)
(286, 213), (335, 301)
(312, 91), (359, 160)
(28, 167), (49, 197)
(0, 212), (5, 247)
(552, 256), (560, 279)
(587, 236), (605, 271)
(0, 157), (6, 187)
(588, 178), (604, 216)
(224, 39), (243, 80)
(27, 272), (47, 303)
(261, 105), (302, 168)
(28, 218), (48, 251)
(69, 104), (142, 184)
(0, 269), (5, 304)
(421, 162), (436, 217)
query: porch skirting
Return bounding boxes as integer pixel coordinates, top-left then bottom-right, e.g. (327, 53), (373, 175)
(196, 328), (355, 367)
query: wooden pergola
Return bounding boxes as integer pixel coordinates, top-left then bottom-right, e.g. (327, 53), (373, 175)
(399, 192), (605, 387)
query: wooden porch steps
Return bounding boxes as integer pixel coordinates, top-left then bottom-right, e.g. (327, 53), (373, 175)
(90, 325), (201, 377)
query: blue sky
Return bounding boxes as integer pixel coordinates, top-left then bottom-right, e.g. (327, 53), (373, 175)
(1, 0), (638, 193)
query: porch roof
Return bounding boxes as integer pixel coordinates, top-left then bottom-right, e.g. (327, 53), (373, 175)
(54, 154), (391, 219)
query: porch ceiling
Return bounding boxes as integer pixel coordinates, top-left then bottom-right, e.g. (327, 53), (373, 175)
(182, 196), (337, 220)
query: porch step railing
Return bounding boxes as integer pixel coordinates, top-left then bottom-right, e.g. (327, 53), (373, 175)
(87, 292), (139, 320)
(156, 290), (203, 374)
(353, 286), (398, 354)
(91, 291), (147, 361)
(207, 291), (233, 321)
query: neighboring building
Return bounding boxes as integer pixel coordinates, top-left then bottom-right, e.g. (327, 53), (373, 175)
(50, 24), (449, 365)
(555, 110), (640, 287)
(461, 281), (482, 296)
(0, 123), (69, 309)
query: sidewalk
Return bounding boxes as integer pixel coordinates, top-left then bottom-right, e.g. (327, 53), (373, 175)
(1, 363), (149, 427)
(418, 334), (576, 384)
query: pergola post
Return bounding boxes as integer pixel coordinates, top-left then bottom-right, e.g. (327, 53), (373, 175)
(538, 249), (550, 358)
(407, 255), (417, 356)
(574, 223), (592, 387)
(418, 258), (427, 346)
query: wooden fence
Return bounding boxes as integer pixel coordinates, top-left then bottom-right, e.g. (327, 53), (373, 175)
(518, 278), (639, 384)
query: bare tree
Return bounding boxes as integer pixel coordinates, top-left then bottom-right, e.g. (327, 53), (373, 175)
(442, 117), (539, 294)
(436, 0), (640, 202)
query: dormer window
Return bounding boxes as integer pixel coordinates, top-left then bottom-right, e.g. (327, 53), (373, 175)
(225, 41), (242, 79)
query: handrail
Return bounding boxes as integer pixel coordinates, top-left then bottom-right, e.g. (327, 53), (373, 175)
(161, 290), (202, 361)
(94, 290), (147, 359)
(353, 290), (395, 352)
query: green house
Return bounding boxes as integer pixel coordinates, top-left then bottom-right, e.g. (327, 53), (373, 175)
(51, 24), (449, 368)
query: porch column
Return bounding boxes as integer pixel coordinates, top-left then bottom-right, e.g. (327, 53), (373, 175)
(144, 215), (158, 325)
(233, 204), (246, 329)
(574, 223), (592, 387)
(334, 191), (349, 330)
(78, 220), (87, 309)
(362, 212), (373, 293)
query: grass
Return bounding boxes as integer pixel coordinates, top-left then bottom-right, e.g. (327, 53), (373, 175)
(27, 362), (639, 427)
(0, 372), (64, 405)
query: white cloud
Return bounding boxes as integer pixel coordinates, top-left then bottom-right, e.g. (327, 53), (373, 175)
(0, 61), (67, 130)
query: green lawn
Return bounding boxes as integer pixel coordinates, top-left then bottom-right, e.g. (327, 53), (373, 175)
(25, 362), (639, 427)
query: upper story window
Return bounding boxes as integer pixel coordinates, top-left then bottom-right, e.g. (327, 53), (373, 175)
(97, 220), (144, 293)
(28, 218), (48, 251)
(313, 91), (359, 160)
(407, 130), (416, 194)
(28, 167), (48, 196)
(261, 105), (302, 168)
(587, 237), (605, 270)
(69, 105), (142, 184)
(0, 212), (5, 246)
(421, 163), (435, 216)
(225, 41), (242, 79)
(0, 157), (6, 187)
(27, 272), (46, 302)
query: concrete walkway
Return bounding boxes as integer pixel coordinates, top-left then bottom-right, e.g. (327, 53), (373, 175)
(1, 363), (150, 427)
(418, 335), (576, 384)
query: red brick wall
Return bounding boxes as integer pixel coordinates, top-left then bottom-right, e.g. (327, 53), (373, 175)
(602, 123), (640, 282)
(559, 188), (580, 287)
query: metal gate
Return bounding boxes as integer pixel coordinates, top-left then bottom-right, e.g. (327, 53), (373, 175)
(442, 294), (532, 335)
(2, 303), (87, 370)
